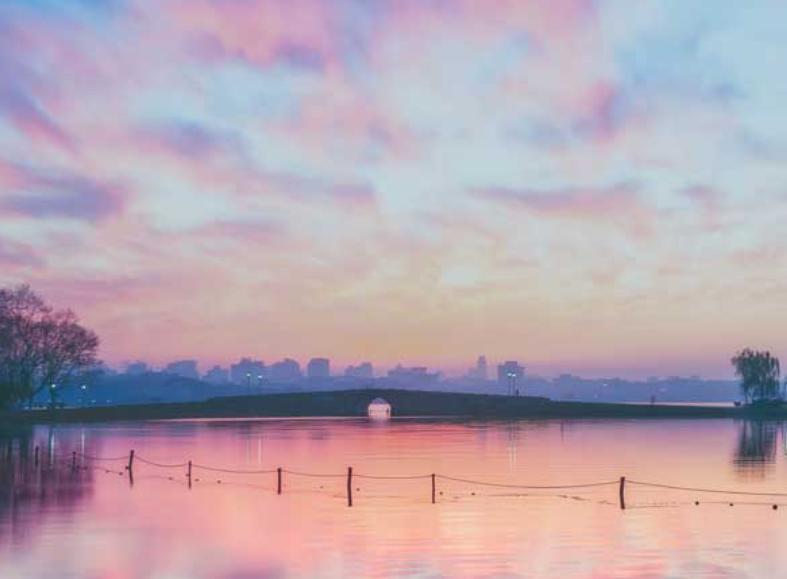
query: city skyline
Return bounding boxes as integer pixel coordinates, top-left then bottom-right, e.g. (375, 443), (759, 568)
(117, 353), (720, 382)
(1, 1), (786, 379)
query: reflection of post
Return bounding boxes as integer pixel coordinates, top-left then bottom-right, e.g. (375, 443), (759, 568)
(34, 445), (39, 467)
(619, 476), (626, 510)
(187, 460), (192, 489)
(127, 449), (135, 475)
(347, 466), (353, 507)
(277, 467), (282, 495)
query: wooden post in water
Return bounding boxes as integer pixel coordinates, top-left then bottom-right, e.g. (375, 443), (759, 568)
(34, 445), (39, 467)
(127, 449), (135, 475)
(71, 451), (77, 471)
(187, 460), (192, 488)
(277, 467), (282, 495)
(347, 466), (353, 507)
(431, 474), (436, 504)
(619, 476), (626, 510)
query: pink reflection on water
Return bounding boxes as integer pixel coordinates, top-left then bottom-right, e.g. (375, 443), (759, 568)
(1, 419), (786, 577)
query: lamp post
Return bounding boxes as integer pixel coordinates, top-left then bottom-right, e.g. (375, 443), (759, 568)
(246, 372), (251, 396)
(49, 383), (56, 408)
(80, 384), (87, 407)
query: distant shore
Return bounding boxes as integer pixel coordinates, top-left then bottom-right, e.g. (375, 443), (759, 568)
(3, 389), (787, 425)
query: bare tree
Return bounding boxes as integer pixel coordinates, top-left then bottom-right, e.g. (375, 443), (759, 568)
(0, 285), (99, 408)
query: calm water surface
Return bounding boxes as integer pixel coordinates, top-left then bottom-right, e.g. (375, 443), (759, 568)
(1, 418), (786, 578)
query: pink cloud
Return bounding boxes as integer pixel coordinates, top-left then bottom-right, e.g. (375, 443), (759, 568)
(169, 0), (339, 70)
(0, 160), (126, 222)
(475, 182), (655, 237)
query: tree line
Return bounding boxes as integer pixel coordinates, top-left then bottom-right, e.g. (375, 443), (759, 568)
(0, 285), (99, 409)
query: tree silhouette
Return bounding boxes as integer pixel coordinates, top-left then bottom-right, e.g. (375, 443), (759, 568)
(730, 348), (782, 404)
(0, 285), (99, 408)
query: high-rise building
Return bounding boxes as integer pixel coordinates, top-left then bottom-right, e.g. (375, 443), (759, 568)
(307, 358), (330, 378)
(386, 365), (440, 387)
(230, 358), (266, 385)
(164, 360), (199, 380)
(345, 362), (374, 378)
(204, 365), (229, 384)
(476, 355), (488, 380)
(269, 358), (302, 381)
(125, 361), (149, 375)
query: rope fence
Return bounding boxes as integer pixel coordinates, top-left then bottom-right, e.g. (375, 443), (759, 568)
(10, 446), (787, 511)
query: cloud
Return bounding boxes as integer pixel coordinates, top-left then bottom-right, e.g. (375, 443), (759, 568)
(136, 121), (246, 160)
(475, 181), (642, 217)
(0, 87), (74, 151)
(0, 238), (44, 268)
(473, 181), (656, 237)
(680, 185), (727, 231)
(0, 161), (125, 222)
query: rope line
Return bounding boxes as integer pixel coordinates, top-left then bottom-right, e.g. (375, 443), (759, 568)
(77, 453), (128, 461)
(628, 479), (787, 497)
(436, 474), (619, 490)
(282, 469), (345, 478)
(354, 473), (433, 480)
(28, 451), (787, 501)
(191, 464), (277, 474)
(136, 456), (189, 469)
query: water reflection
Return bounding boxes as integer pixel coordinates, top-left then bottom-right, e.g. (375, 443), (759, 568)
(2, 419), (787, 578)
(733, 420), (782, 477)
(0, 427), (96, 547)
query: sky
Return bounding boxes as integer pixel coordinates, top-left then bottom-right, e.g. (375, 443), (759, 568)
(1, 0), (786, 379)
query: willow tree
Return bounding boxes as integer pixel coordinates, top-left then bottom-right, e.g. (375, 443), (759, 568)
(730, 349), (782, 404)
(0, 285), (99, 408)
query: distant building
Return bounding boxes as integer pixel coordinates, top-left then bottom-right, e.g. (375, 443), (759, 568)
(497, 361), (525, 395)
(269, 358), (302, 381)
(230, 358), (266, 385)
(386, 365), (440, 388)
(476, 355), (488, 380)
(307, 358), (330, 379)
(345, 362), (374, 379)
(125, 361), (149, 375)
(204, 365), (229, 384)
(164, 360), (199, 380)
(466, 355), (488, 380)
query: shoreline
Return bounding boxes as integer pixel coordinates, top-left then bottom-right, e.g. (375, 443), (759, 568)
(2, 388), (786, 424)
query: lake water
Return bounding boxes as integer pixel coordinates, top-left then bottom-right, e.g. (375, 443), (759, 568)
(2, 418), (786, 578)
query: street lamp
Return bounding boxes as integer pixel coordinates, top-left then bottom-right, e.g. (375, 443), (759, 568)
(246, 372), (251, 396)
(49, 383), (56, 408)
(80, 384), (87, 407)
(507, 372), (516, 396)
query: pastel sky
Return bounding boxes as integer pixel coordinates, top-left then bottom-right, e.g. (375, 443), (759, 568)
(1, 0), (786, 378)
